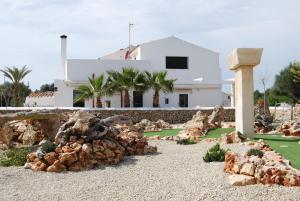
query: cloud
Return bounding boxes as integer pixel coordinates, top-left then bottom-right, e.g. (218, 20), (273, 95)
(0, 0), (299, 91)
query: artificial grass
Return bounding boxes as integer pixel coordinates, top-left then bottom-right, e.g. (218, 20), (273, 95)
(144, 128), (182, 137)
(254, 134), (300, 170)
(200, 128), (235, 139)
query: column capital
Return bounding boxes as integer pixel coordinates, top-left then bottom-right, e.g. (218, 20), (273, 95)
(227, 48), (263, 70)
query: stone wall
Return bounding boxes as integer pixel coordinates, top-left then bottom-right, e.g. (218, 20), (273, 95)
(0, 107), (235, 124)
(270, 105), (300, 122)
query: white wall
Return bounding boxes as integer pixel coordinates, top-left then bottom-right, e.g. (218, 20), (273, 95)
(25, 96), (54, 107)
(54, 79), (74, 107)
(139, 37), (221, 85)
(66, 59), (151, 82)
(55, 36), (222, 108)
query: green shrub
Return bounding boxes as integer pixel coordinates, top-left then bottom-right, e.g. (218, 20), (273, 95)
(203, 143), (227, 162)
(176, 138), (196, 145)
(41, 142), (57, 153)
(0, 147), (33, 167)
(246, 148), (264, 158)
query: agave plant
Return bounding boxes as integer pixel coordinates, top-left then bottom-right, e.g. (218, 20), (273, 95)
(75, 74), (106, 108)
(0, 66), (31, 106)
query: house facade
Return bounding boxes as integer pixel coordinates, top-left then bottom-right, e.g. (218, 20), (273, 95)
(29, 35), (230, 108)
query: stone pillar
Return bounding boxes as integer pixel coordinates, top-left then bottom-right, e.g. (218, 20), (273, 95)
(231, 82), (235, 107)
(227, 48), (263, 139)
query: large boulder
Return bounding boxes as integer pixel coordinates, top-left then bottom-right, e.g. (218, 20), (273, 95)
(208, 106), (224, 128)
(21, 125), (38, 146)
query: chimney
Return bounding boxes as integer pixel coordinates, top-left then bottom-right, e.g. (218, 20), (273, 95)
(60, 35), (67, 80)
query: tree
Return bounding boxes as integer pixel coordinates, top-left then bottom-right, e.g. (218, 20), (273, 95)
(254, 90), (263, 105)
(272, 63), (300, 104)
(0, 82), (31, 106)
(106, 67), (147, 107)
(145, 71), (176, 107)
(74, 74), (106, 108)
(39, 83), (55, 92)
(290, 61), (300, 82)
(0, 66), (31, 106)
(272, 63), (300, 120)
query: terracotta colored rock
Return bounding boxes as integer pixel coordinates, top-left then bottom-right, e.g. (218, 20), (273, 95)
(224, 151), (237, 173)
(44, 152), (58, 165)
(228, 175), (256, 186)
(70, 142), (82, 152)
(290, 129), (300, 136)
(93, 140), (105, 152)
(68, 161), (83, 171)
(46, 160), (66, 173)
(282, 129), (290, 136)
(61, 145), (74, 153)
(59, 152), (78, 166)
(27, 152), (37, 162)
(31, 161), (47, 171)
(103, 149), (115, 159)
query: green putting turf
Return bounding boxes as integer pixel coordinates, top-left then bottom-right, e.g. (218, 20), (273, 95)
(144, 127), (300, 169)
(254, 134), (300, 170)
(201, 128), (235, 139)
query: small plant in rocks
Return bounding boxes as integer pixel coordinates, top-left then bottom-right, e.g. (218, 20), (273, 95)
(0, 147), (33, 167)
(246, 148), (264, 158)
(203, 143), (226, 162)
(176, 138), (196, 145)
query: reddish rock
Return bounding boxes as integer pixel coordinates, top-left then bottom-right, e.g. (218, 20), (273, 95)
(290, 129), (300, 136)
(68, 161), (83, 171)
(27, 152), (37, 162)
(58, 152), (78, 166)
(46, 160), (65, 173)
(31, 161), (47, 171)
(44, 152), (58, 165)
(224, 151), (237, 173)
(228, 174), (256, 186)
(70, 142), (82, 152)
(61, 145), (74, 153)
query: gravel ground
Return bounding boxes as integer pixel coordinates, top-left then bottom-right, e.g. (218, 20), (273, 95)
(0, 141), (300, 201)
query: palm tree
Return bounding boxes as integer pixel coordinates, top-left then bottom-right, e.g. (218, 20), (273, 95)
(0, 66), (31, 106)
(75, 74), (106, 108)
(145, 71), (176, 107)
(106, 67), (147, 107)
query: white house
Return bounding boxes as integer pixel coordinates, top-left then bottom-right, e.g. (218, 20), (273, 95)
(25, 91), (54, 107)
(28, 35), (232, 108)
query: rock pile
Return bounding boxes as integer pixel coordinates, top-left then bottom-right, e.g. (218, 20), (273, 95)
(178, 106), (224, 138)
(224, 144), (300, 186)
(25, 111), (157, 172)
(0, 120), (47, 147)
(221, 131), (247, 144)
(277, 121), (300, 136)
(254, 105), (274, 133)
(135, 119), (171, 132)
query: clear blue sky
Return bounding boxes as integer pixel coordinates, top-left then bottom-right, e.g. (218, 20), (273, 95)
(0, 0), (300, 91)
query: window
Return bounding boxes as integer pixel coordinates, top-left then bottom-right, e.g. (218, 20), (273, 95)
(179, 94), (188, 107)
(133, 91), (143, 107)
(73, 90), (85, 107)
(105, 100), (111, 108)
(166, 56), (188, 69)
(165, 98), (169, 104)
